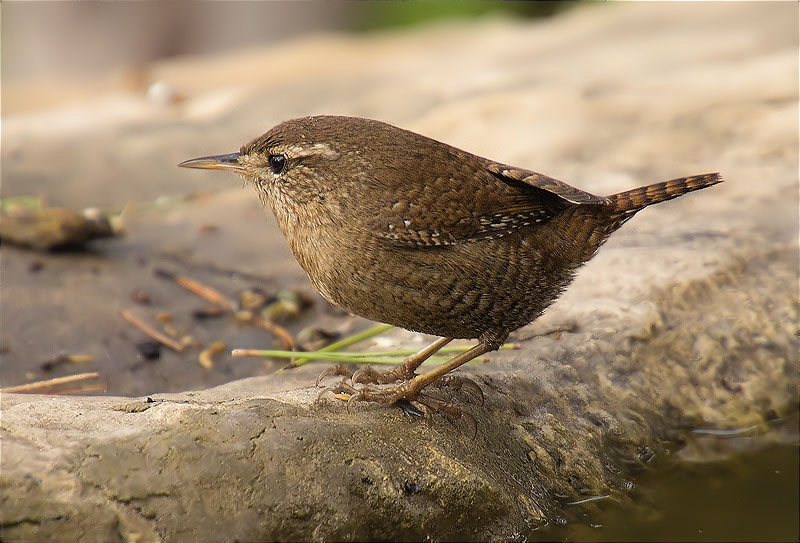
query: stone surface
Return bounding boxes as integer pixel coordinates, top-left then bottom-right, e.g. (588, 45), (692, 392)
(1, 2), (797, 541)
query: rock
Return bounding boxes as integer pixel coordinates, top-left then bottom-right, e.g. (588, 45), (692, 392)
(1, 2), (796, 541)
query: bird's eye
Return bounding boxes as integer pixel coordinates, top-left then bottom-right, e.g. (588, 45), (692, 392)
(268, 154), (287, 175)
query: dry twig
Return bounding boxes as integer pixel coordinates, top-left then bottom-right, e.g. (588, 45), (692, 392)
(251, 316), (295, 350)
(120, 309), (184, 352)
(154, 268), (232, 310)
(2, 372), (100, 393)
(43, 383), (108, 395)
(155, 268), (295, 349)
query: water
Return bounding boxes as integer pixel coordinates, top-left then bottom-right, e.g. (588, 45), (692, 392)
(539, 415), (799, 542)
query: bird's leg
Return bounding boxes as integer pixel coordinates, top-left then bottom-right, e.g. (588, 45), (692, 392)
(315, 337), (453, 388)
(348, 340), (494, 406)
(349, 336), (454, 384)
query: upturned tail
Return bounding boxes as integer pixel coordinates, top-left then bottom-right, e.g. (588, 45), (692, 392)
(606, 173), (724, 214)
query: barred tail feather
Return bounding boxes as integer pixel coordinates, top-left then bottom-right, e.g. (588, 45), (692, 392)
(607, 173), (724, 214)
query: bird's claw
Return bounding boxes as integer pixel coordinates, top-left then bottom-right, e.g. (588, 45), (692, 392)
(351, 366), (384, 385)
(352, 364), (414, 385)
(412, 393), (478, 438)
(316, 363), (482, 435)
(345, 382), (407, 410)
(430, 374), (485, 405)
(316, 378), (356, 402)
(315, 364), (353, 388)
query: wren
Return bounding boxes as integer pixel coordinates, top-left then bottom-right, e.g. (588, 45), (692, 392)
(180, 115), (722, 409)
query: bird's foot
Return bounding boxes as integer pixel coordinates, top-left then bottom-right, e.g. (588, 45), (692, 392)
(318, 370), (480, 433)
(412, 393), (478, 437)
(315, 362), (414, 393)
(317, 363), (483, 406)
(315, 361), (420, 407)
(343, 382), (477, 436)
(351, 363), (415, 385)
(317, 377), (359, 403)
(315, 364), (353, 388)
(429, 374), (485, 406)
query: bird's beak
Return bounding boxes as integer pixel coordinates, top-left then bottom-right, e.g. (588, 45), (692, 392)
(178, 152), (243, 172)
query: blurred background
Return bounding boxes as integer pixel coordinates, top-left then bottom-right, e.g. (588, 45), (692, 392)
(1, 3), (797, 541)
(2, 1), (576, 204)
(2, 2), (566, 88)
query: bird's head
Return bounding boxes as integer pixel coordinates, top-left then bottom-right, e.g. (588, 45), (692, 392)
(179, 116), (365, 212)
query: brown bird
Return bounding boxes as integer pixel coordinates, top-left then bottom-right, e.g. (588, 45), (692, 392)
(180, 115), (722, 410)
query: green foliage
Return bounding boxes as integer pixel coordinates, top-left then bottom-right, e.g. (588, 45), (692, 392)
(354, 1), (574, 32)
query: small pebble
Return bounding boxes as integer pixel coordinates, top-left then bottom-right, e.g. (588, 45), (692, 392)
(146, 80), (183, 106)
(136, 341), (161, 360)
(192, 306), (225, 320)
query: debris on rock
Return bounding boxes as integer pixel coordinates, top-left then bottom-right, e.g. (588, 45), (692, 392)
(0, 204), (121, 251)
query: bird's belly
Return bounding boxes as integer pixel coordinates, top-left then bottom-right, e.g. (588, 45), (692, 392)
(297, 232), (573, 340)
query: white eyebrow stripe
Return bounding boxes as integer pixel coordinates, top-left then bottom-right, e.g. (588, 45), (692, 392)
(283, 143), (339, 159)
